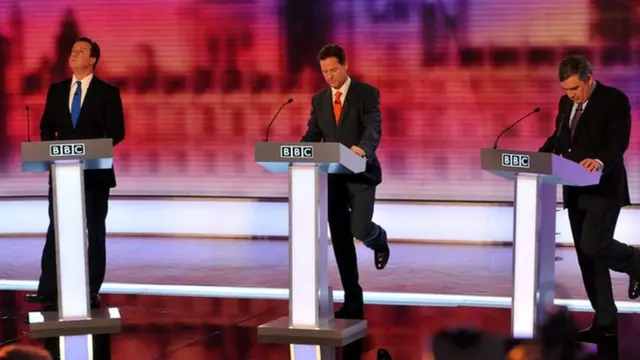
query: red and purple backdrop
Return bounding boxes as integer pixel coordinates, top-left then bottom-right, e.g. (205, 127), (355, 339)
(0, 0), (638, 202)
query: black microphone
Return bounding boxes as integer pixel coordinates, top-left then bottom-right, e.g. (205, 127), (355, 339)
(492, 107), (541, 149)
(25, 105), (31, 142)
(264, 98), (293, 142)
(551, 112), (566, 154)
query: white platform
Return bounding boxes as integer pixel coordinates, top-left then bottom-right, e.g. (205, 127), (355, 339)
(0, 198), (639, 245)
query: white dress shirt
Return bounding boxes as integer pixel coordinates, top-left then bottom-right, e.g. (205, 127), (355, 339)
(331, 76), (351, 104)
(69, 73), (93, 112)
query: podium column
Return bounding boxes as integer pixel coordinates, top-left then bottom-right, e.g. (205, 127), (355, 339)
(511, 173), (556, 338)
(256, 143), (368, 357)
(23, 139), (121, 357)
(289, 164), (332, 322)
(51, 160), (93, 358)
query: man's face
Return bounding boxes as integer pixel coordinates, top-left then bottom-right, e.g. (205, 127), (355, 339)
(68, 41), (95, 72)
(320, 57), (348, 89)
(560, 74), (594, 103)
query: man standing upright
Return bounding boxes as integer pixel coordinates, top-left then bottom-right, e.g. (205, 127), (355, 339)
(25, 36), (125, 308)
(539, 54), (640, 343)
(301, 44), (390, 320)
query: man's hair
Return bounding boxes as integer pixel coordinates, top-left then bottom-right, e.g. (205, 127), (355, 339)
(75, 36), (101, 68)
(558, 54), (592, 82)
(317, 44), (346, 65)
(0, 345), (52, 360)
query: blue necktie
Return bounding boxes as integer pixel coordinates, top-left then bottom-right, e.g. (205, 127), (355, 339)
(71, 81), (82, 128)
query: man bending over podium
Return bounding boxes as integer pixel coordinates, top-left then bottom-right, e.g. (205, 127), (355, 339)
(539, 55), (640, 343)
(25, 37), (125, 309)
(301, 44), (390, 320)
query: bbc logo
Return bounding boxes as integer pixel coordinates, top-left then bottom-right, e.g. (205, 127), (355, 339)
(49, 143), (86, 157)
(501, 153), (530, 169)
(280, 145), (314, 159)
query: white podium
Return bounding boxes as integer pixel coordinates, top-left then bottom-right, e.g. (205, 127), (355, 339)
(22, 139), (121, 360)
(254, 142), (368, 359)
(480, 148), (601, 338)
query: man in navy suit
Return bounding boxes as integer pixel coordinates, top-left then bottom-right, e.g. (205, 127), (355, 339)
(25, 36), (125, 309)
(301, 44), (390, 320)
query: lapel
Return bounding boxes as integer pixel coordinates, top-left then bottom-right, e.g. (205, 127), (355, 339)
(60, 79), (73, 124)
(561, 98), (572, 141)
(337, 81), (357, 126)
(571, 82), (601, 141)
(323, 90), (336, 126)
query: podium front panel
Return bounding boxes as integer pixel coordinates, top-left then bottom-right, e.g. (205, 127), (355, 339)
(480, 148), (601, 186)
(254, 142), (365, 174)
(21, 139), (114, 172)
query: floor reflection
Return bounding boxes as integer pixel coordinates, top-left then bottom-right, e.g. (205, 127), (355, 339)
(0, 291), (638, 359)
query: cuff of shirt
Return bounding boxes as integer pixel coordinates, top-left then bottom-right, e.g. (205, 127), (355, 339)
(595, 159), (604, 170)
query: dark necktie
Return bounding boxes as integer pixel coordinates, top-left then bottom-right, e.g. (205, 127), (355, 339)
(570, 103), (583, 138)
(71, 81), (82, 128)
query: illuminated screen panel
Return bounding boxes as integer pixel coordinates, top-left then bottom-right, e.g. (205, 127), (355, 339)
(0, 0), (638, 202)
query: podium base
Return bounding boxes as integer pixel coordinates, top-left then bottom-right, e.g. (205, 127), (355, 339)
(27, 307), (122, 338)
(257, 316), (367, 346)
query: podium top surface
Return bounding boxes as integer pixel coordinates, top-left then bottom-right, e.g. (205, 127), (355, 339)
(21, 138), (114, 173)
(254, 142), (366, 174)
(480, 148), (601, 186)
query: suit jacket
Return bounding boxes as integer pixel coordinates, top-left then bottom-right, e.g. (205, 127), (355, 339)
(40, 76), (125, 188)
(539, 81), (631, 208)
(301, 79), (382, 185)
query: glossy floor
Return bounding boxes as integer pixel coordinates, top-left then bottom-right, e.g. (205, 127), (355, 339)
(0, 292), (638, 359)
(0, 237), (632, 299)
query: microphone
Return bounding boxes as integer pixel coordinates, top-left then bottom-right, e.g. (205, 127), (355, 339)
(264, 98), (294, 142)
(492, 107), (541, 149)
(551, 112), (566, 154)
(25, 105), (31, 142)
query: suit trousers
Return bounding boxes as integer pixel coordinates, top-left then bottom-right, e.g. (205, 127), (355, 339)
(568, 198), (640, 326)
(328, 175), (384, 306)
(38, 184), (111, 298)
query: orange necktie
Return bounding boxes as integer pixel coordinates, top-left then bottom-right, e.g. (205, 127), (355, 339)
(333, 91), (342, 124)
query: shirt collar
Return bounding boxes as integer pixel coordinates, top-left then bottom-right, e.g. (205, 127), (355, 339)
(72, 73), (94, 88)
(331, 76), (351, 97)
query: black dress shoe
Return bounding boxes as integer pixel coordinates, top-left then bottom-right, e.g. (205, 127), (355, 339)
(24, 293), (101, 308)
(374, 229), (390, 270)
(334, 305), (364, 320)
(377, 348), (392, 360)
(577, 324), (617, 344)
(24, 293), (54, 305)
(629, 277), (639, 299)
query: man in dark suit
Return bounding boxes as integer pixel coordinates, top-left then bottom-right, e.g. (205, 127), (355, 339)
(301, 44), (390, 320)
(539, 55), (640, 343)
(25, 36), (125, 308)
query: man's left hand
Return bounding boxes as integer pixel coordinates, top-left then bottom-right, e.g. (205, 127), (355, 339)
(350, 145), (365, 157)
(580, 158), (602, 173)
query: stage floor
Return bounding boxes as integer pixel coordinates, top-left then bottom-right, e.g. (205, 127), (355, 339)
(0, 236), (632, 300)
(1, 237), (639, 358)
